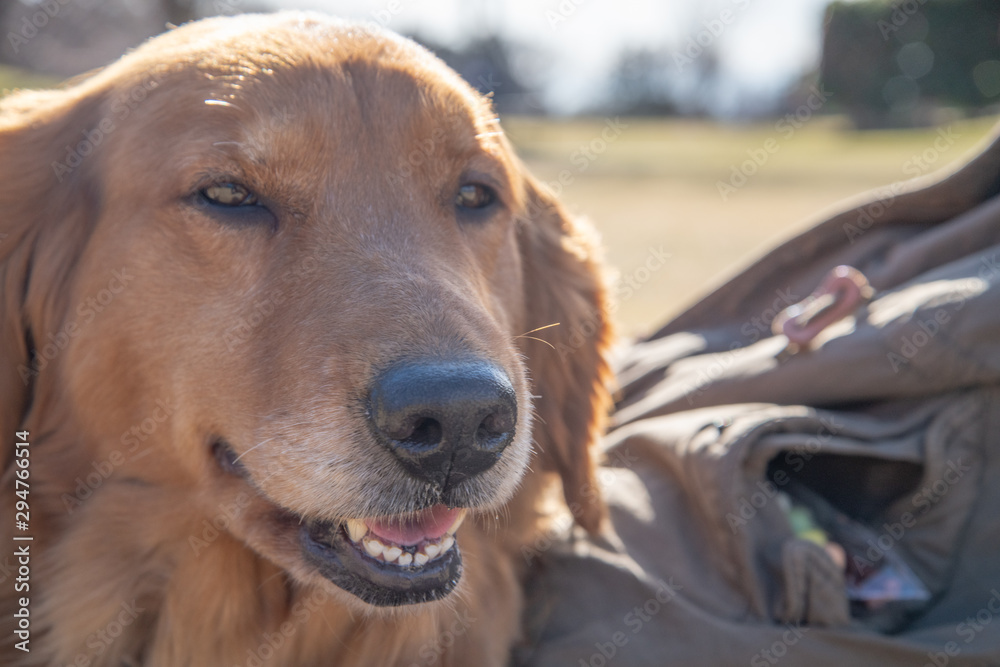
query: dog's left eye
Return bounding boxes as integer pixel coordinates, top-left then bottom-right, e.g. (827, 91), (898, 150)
(201, 183), (259, 207)
(455, 183), (496, 210)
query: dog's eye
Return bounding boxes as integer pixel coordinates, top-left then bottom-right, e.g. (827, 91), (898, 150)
(455, 183), (496, 210)
(201, 183), (259, 207)
(193, 181), (276, 230)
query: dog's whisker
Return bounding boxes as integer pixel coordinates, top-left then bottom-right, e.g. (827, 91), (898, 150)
(233, 436), (279, 463)
(256, 569), (287, 592)
(235, 419), (318, 465)
(317, 608), (336, 634)
(513, 322), (561, 350)
(514, 335), (556, 350)
(518, 322), (561, 337)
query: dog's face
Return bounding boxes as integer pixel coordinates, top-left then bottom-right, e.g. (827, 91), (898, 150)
(1, 13), (611, 614)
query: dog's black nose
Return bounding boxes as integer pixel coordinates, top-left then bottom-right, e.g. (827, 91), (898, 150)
(368, 360), (517, 488)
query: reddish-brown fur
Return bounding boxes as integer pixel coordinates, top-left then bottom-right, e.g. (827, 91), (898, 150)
(0, 12), (612, 666)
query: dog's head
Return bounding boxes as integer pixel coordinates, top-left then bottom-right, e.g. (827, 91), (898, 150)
(0, 13), (612, 608)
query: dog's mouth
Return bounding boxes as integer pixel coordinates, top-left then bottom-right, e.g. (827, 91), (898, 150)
(300, 505), (468, 606)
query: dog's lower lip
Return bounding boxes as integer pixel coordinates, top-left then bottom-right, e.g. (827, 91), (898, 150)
(300, 513), (463, 607)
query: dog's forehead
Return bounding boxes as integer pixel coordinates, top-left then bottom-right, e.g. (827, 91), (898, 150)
(147, 17), (505, 169)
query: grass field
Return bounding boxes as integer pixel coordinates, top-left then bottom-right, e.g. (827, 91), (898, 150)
(3, 62), (995, 336)
(504, 115), (1000, 336)
(0, 64), (60, 93)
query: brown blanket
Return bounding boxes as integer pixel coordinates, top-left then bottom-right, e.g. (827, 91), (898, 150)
(514, 124), (1000, 666)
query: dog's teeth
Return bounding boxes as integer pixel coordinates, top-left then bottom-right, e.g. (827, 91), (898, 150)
(397, 552), (413, 566)
(446, 509), (468, 536)
(423, 543), (440, 559)
(441, 535), (455, 552)
(363, 539), (384, 558)
(345, 519), (367, 543)
(413, 552), (429, 566)
(383, 546), (402, 562)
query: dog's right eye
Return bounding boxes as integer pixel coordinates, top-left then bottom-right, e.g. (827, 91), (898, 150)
(192, 181), (276, 230)
(200, 183), (259, 207)
(455, 183), (496, 211)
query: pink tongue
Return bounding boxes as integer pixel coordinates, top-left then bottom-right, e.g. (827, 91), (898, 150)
(366, 505), (460, 546)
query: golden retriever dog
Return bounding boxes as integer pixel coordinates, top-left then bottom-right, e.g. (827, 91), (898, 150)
(0, 11), (612, 666)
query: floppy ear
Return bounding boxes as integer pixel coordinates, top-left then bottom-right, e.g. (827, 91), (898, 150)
(0, 85), (104, 466)
(516, 174), (614, 534)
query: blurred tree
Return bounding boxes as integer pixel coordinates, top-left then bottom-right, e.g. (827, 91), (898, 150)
(608, 47), (680, 116)
(1, 0), (164, 76)
(0, 0), (259, 78)
(413, 34), (543, 114)
(163, 0), (198, 25)
(822, 0), (1000, 127)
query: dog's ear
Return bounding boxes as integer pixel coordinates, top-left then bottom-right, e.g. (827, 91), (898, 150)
(516, 174), (614, 534)
(0, 85), (105, 465)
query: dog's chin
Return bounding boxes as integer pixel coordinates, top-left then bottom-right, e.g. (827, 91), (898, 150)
(299, 505), (468, 607)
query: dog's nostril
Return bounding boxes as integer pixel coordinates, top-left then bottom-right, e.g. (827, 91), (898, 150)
(476, 412), (514, 449)
(408, 418), (443, 449)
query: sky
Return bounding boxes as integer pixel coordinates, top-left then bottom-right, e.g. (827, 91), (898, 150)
(270, 0), (839, 115)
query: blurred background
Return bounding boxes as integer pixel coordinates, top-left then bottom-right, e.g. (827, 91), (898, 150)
(3, 0), (999, 335)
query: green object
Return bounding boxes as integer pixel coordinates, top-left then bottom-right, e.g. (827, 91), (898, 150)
(782, 496), (830, 546)
(800, 529), (829, 547)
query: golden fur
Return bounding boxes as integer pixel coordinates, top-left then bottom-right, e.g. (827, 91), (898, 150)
(0, 12), (612, 666)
